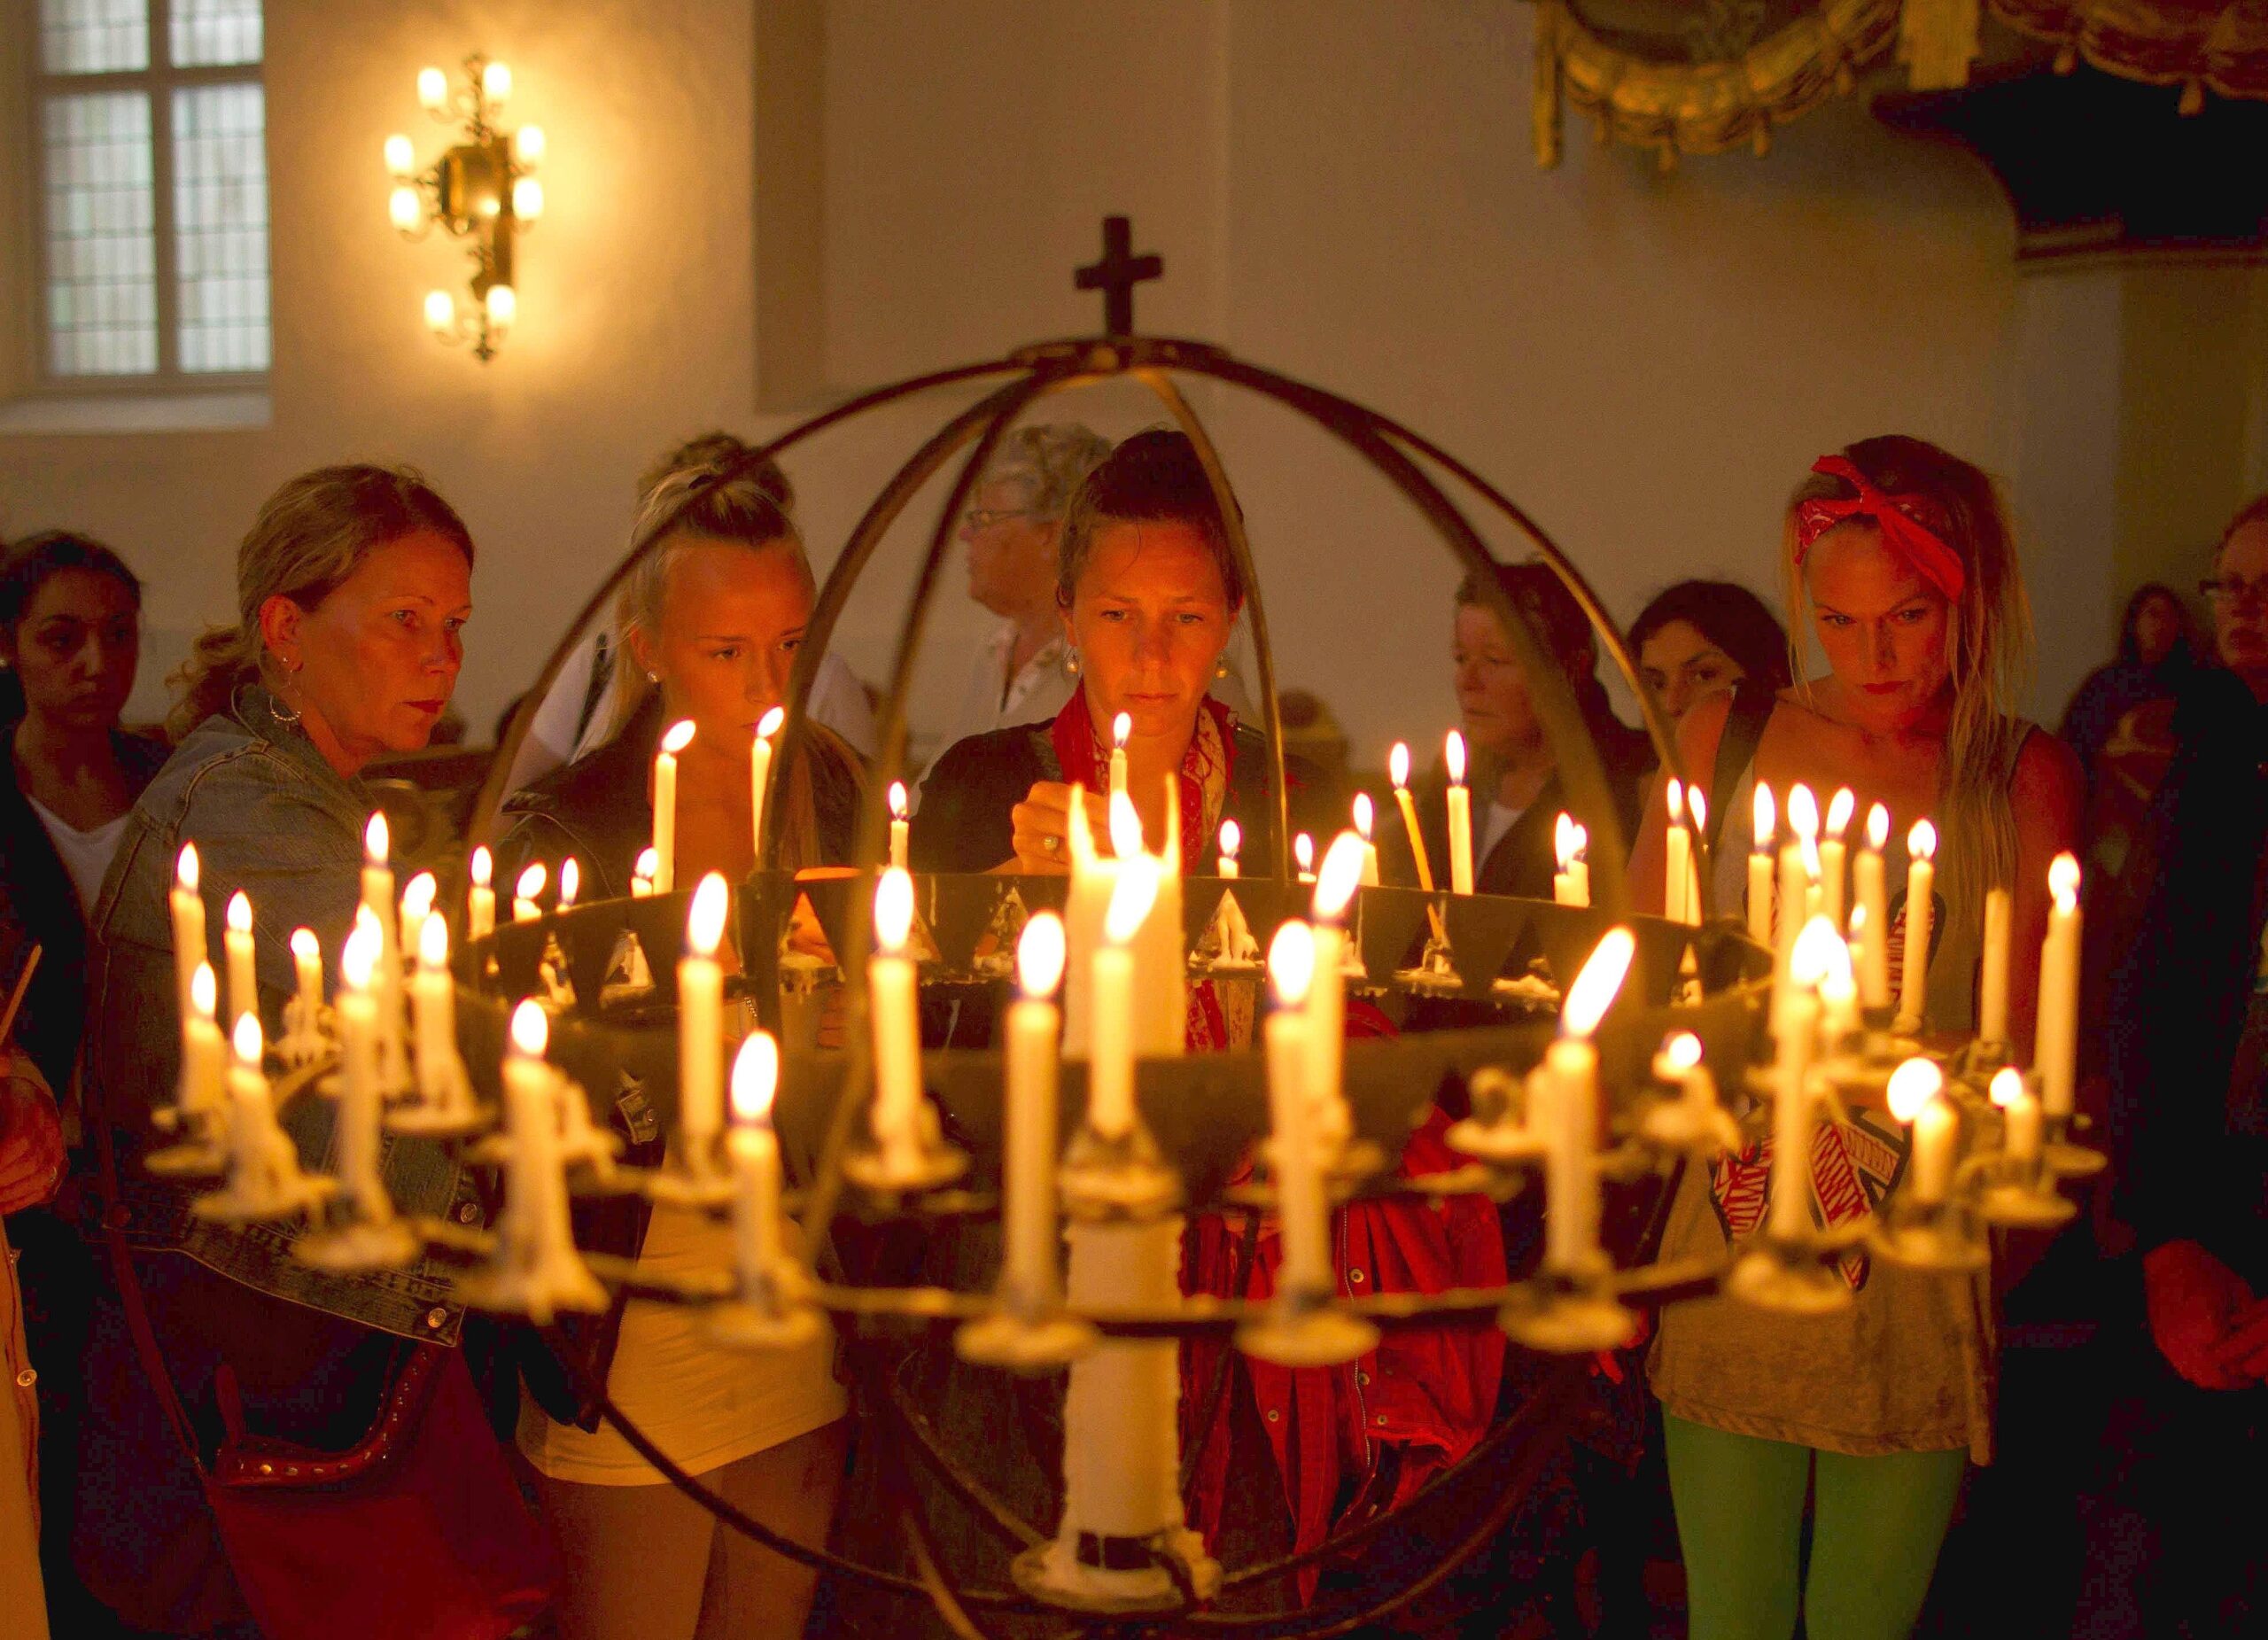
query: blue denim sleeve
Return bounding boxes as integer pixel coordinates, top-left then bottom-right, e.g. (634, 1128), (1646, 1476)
(179, 751), (366, 997)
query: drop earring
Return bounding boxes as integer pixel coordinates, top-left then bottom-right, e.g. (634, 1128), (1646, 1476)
(1215, 659), (1229, 680)
(1063, 648), (1080, 677)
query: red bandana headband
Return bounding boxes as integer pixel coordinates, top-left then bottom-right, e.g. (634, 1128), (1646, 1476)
(1793, 455), (1967, 602)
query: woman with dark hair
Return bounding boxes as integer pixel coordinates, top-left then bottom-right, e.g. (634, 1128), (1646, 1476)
(2058, 581), (2200, 801)
(1629, 578), (1793, 729)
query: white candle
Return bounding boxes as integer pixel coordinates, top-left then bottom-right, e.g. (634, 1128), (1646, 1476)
(1888, 1057), (1954, 1207)
(288, 928), (323, 1038)
(225, 1012), (279, 1186)
(399, 871), (437, 957)
(513, 861), (547, 924)
(680, 873), (731, 1163)
(1389, 742), (1436, 893)
(888, 780), (911, 873)
(632, 848), (658, 898)
(555, 859), (579, 913)
(1819, 928), (1859, 1048)
(1749, 782), (1777, 949)
(1293, 832), (1315, 885)
(1085, 859), (1158, 1139)
(223, 890), (258, 1034)
(1897, 820), (1937, 1031)
(750, 704), (785, 865)
(335, 924), (390, 1213)
(501, 1001), (571, 1268)
(1783, 785), (1819, 992)
(1992, 1066), (2041, 1165)
(1685, 789), (1708, 924)
(171, 843), (207, 1020)
(1352, 794), (1380, 887)
(1445, 730), (1474, 895)
(1979, 886), (2013, 1048)
(467, 846), (496, 945)
(179, 962), (227, 1118)
(1821, 788), (1855, 930)
(410, 913), (461, 1106)
(2037, 852), (2082, 1119)
(653, 719), (695, 894)
(1656, 1030), (1718, 1119)
(1004, 914), (1066, 1313)
(1856, 804), (1891, 1009)
(1107, 711), (1130, 799)
(729, 1032), (785, 1295)
(361, 814), (407, 1091)
(1771, 919), (1836, 1238)
(1216, 818), (1240, 879)
(1545, 927), (1634, 1271)
(1264, 921), (1332, 1297)
(1665, 778), (1690, 925)
(1308, 835), (1366, 1151)
(869, 867), (924, 1168)
(1552, 813), (1585, 906)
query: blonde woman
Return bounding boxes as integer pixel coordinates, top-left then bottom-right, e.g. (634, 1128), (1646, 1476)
(497, 437), (857, 1640)
(1631, 437), (2082, 1640)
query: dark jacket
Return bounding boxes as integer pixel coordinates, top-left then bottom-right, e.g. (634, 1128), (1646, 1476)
(0, 724), (169, 1095)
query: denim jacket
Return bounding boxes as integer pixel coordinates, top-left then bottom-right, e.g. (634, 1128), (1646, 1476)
(84, 688), (483, 1344)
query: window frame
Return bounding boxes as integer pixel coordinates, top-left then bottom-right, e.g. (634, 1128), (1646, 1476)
(12, 0), (269, 396)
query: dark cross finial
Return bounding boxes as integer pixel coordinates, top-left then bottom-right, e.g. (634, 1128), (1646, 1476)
(1075, 215), (1162, 337)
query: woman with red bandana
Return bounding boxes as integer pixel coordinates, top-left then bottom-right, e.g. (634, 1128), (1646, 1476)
(1631, 437), (2081, 1640)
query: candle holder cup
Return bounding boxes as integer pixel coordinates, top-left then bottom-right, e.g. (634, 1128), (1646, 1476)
(294, 1209), (423, 1273)
(1726, 1232), (1858, 1315)
(1236, 1284), (1380, 1367)
(956, 1302), (1100, 1372)
(709, 1260), (830, 1353)
(1058, 1118), (1180, 1222)
(1868, 1195), (1990, 1272)
(1498, 1260), (1642, 1353)
(1013, 1526), (1223, 1618)
(276, 993), (333, 1070)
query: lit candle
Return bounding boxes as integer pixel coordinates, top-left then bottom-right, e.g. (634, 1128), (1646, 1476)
(171, 843), (207, 1018)
(1887, 1057), (1954, 1207)
(1788, 783), (1821, 921)
(729, 1031), (786, 1297)
(179, 962), (227, 1119)
(1992, 1065), (2041, 1165)
(1749, 782), (1777, 949)
(224, 1012), (280, 1192)
(513, 862), (548, 924)
(653, 719), (695, 894)
(631, 848), (658, 898)
(1770, 919), (1834, 1239)
(1821, 787), (1855, 929)
(1897, 820), (1938, 1033)
(1086, 859), (1159, 1140)
(1264, 921), (1332, 1297)
(411, 913), (466, 1108)
(1352, 793), (1381, 886)
(1685, 789), (1708, 924)
(1819, 925), (1859, 1049)
(1004, 913), (1066, 1314)
(1293, 832), (1316, 885)
(680, 873), (730, 1166)
(399, 871), (437, 958)
(2037, 853), (2081, 1119)
(868, 867), (924, 1169)
(1445, 729), (1474, 894)
(1308, 834), (1365, 1153)
(1553, 813), (1581, 906)
(1108, 711), (1131, 799)
(1388, 742), (1436, 893)
(468, 846), (496, 944)
(1216, 818), (1240, 879)
(1655, 1029), (1719, 1124)
(416, 65), (448, 112)
(335, 923), (390, 1214)
(1856, 804), (1891, 1010)
(888, 780), (911, 872)
(1545, 927), (1635, 1271)
(555, 859), (579, 913)
(750, 704), (785, 865)
(223, 890), (258, 1033)
(361, 814), (407, 1091)
(1979, 886), (2013, 1048)
(287, 928), (323, 1045)
(1775, 792), (1812, 1024)
(1665, 778), (1690, 925)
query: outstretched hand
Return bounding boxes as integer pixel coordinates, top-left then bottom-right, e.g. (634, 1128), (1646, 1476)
(1006, 781), (1113, 875)
(0, 1051), (64, 1214)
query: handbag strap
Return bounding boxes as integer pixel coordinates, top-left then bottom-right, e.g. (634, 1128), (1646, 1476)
(92, 1115), (207, 1478)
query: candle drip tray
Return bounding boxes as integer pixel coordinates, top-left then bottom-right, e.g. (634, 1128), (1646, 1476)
(955, 1308), (1099, 1371)
(1977, 1178), (2077, 1229)
(1498, 1262), (1640, 1354)
(1870, 1201), (1990, 1272)
(1014, 1526), (1222, 1616)
(1726, 1233), (1858, 1314)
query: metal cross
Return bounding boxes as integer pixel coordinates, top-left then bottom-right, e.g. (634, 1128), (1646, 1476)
(1075, 215), (1162, 337)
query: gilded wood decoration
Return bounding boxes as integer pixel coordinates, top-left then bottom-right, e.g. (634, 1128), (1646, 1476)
(1990, 2), (2268, 111)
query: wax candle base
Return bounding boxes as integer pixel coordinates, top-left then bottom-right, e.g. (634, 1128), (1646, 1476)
(1869, 1201), (1989, 1273)
(1636, 1098), (1743, 1157)
(1014, 1528), (1222, 1615)
(1236, 1295), (1379, 1368)
(294, 1215), (422, 1273)
(1726, 1242), (1853, 1315)
(1497, 1272), (1640, 1355)
(842, 1113), (970, 1197)
(956, 1309), (1099, 1372)
(1060, 1122), (1181, 1221)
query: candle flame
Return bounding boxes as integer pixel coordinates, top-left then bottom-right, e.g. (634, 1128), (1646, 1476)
(1689, 787), (1707, 837)
(1353, 792), (1374, 842)
(1555, 812), (1580, 872)
(889, 781), (908, 821)
(557, 859), (579, 909)
(1819, 934), (1856, 1001)
(1909, 819), (1938, 861)
(1563, 927), (1635, 1038)
(1217, 818), (1241, 862)
(1788, 784), (1819, 842)
(2048, 851), (2080, 910)
(290, 927), (319, 961)
(402, 872), (437, 923)
(177, 842), (200, 892)
(1017, 911), (1066, 999)
(510, 999), (548, 1058)
(1104, 856), (1160, 944)
(1662, 1030), (1704, 1072)
(1294, 832), (1315, 874)
(1885, 1057), (1944, 1124)
(633, 847), (659, 884)
(190, 962), (217, 1020)
(1573, 820), (1588, 859)
(418, 911), (448, 969)
(1990, 1066), (2025, 1109)
(1111, 711), (1131, 750)
(1753, 781), (1775, 850)
(1666, 777), (1684, 823)
(1107, 789), (1146, 860)
(1826, 787), (1855, 839)
(756, 704), (785, 741)
(1268, 919), (1317, 1007)
(1849, 901), (1868, 939)
(365, 812), (389, 866)
(688, 872), (731, 956)
(1314, 831), (1365, 921)
(343, 921), (377, 990)
(662, 719), (696, 755)
(470, 844), (493, 889)
(1389, 741), (1411, 789)
(1866, 803), (1889, 851)
(232, 1012), (262, 1066)
(226, 890), (252, 934)
(732, 1031), (780, 1125)
(1790, 914), (1845, 987)
(1444, 729), (1466, 786)
(515, 862), (547, 904)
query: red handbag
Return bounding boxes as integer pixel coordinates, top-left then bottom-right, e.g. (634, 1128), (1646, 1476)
(97, 1127), (559, 1639)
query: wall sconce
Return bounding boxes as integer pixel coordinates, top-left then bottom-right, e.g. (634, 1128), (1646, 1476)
(384, 56), (544, 362)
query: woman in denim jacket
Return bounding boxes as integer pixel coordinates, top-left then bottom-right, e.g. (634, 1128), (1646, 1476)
(73, 465), (488, 1632)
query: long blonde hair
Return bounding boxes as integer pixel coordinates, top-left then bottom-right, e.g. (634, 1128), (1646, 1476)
(167, 465), (473, 742)
(1781, 435), (2031, 929)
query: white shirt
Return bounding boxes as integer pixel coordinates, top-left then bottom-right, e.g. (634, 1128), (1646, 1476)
(27, 797), (128, 917)
(1479, 799), (1523, 868)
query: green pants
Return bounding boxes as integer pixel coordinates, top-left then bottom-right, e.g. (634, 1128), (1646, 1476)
(1662, 1413), (1966, 1640)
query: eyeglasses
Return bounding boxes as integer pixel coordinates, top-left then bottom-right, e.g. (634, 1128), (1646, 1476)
(963, 507), (1041, 531)
(2200, 576), (2268, 610)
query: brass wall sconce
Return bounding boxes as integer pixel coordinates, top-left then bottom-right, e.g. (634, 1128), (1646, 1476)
(384, 56), (544, 361)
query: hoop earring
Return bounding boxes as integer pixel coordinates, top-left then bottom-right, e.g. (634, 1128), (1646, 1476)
(268, 688), (302, 727)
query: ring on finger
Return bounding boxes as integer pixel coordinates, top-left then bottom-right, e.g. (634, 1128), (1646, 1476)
(1041, 834), (1060, 855)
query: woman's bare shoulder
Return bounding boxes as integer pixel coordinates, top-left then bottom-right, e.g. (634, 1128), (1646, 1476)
(2012, 725), (2085, 820)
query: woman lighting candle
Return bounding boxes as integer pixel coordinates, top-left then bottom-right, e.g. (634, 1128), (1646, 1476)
(1545, 926), (1635, 1273)
(1897, 819), (1938, 1032)
(1887, 1057), (1954, 1208)
(868, 866), (924, 1170)
(171, 842), (207, 1017)
(652, 717), (695, 892)
(222, 890), (258, 1034)
(1749, 781), (1777, 948)
(1264, 920), (1332, 1297)
(2036, 852), (2081, 1120)
(1856, 804), (1891, 1009)
(1388, 741), (1436, 892)
(750, 703), (785, 861)
(1445, 728), (1474, 894)
(1003, 913), (1066, 1314)
(468, 844), (496, 944)
(680, 872), (731, 1169)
